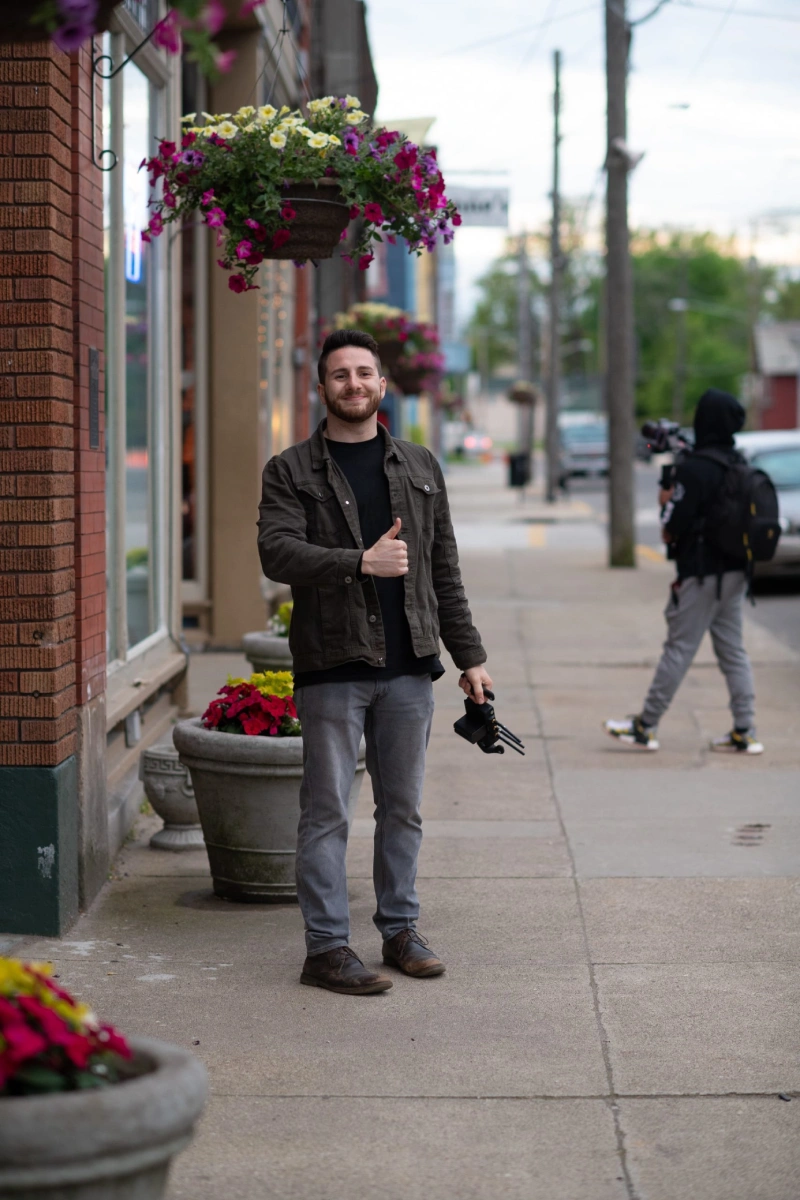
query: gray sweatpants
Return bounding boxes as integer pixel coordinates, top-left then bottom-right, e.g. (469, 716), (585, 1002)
(641, 571), (755, 730)
(293, 674), (434, 957)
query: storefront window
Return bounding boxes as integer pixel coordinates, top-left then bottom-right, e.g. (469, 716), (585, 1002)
(123, 63), (154, 648)
(103, 36), (167, 664)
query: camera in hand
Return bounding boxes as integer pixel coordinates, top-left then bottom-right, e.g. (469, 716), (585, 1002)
(641, 419), (695, 491)
(453, 689), (525, 756)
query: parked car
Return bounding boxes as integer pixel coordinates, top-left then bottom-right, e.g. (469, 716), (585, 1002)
(735, 430), (800, 578)
(558, 412), (608, 486)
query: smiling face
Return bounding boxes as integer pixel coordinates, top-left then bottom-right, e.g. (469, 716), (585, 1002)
(318, 345), (386, 424)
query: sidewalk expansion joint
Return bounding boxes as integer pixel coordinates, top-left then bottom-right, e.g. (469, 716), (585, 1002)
(509, 550), (640, 1200)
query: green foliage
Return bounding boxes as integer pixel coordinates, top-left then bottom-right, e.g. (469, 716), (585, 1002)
(469, 222), (799, 423)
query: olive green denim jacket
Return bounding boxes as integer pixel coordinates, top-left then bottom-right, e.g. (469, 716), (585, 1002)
(257, 422), (486, 675)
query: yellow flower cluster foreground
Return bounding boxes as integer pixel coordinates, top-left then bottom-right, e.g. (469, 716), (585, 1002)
(227, 670), (294, 698)
(183, 100), (366, 149)
(0, 958), (95, 1031)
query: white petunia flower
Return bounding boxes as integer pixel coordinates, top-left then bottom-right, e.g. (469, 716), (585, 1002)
(257, 105), (277, 122)
(236, 105), (256, 120)
(345, 111), (367, 125)
(216, 121), (238, 138)
(327, 134), (341, 146)
(269, 131), (288, 149)
(307, 132), (329, 149)
(345, 95), (361, 109)
(181, 112), (196, 124)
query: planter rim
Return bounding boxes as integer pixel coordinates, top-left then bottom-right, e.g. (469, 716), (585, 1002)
(241, 631), (292, 651)
(0, 1036), (207, 1167)
(173, 716), (304, 765)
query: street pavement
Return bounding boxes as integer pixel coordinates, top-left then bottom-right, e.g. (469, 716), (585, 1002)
(12, 459), (800, 1200)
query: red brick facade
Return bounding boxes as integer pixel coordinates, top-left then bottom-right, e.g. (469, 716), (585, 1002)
(0, 40), (104, 768)
(70, 44), (106, 709)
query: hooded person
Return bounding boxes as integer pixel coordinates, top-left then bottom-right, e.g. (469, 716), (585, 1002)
(603, 388), (763, 756)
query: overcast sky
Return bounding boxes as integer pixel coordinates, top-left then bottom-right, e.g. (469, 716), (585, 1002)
(367, 0), (800, 325)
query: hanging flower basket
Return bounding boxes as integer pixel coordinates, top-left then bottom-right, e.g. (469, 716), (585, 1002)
(331, 304), (445, 393)
(141, 98), (461, 293)
(508, 381), (539, 405)
(0, 0), (119, 42)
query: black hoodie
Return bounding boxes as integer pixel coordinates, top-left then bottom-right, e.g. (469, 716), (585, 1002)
(662, 389), (746, 580)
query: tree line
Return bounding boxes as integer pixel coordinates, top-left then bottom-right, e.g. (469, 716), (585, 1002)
(468, 215), (800, 421)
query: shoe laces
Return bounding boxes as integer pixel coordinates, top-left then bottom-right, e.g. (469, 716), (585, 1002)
(400, 929), (429, 948)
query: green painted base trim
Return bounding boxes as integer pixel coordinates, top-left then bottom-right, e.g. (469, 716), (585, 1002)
(0, 758), (79, 936)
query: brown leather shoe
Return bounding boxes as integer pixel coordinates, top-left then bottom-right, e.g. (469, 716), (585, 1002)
(382, 929), (445, 977)
(300, 946), (393, 995)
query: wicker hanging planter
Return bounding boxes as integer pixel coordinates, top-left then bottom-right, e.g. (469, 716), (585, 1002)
(390, 362), (441, 396)
(0, 0), (119, 40)
(508, 381), (539, 405)
(267, 180), (350, 262)
(376, 339), (405, 376)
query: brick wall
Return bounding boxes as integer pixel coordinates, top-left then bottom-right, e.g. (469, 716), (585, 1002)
(70, 44), (105, 708)
(0, 41), (77, 767)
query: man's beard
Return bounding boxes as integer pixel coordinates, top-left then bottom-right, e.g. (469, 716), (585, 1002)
(324, 386), (382, 424)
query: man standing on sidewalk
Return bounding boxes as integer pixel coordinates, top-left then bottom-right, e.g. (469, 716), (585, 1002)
(257, 329), (493, 995)
(604, 389), (763, 754)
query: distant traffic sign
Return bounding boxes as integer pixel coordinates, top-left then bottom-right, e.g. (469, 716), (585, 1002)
(447, 186), (509, 228)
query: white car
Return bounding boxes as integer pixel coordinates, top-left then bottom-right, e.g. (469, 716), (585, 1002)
(735, 430), (800, 578)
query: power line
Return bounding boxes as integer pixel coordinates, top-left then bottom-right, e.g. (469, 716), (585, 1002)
(688, 0), (738, 76)
(430, 2), (598, 60)
(519, 0), (560, 68)
(675, 0), (800, 22)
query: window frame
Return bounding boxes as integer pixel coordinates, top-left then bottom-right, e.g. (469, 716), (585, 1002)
(104, 9), (184, 719)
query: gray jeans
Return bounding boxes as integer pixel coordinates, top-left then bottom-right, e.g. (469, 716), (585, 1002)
(642, 571), (755, 729)
(293, 674), (435, 956)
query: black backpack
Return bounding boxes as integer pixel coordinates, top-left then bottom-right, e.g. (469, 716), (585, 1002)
(695, 448), (781, 565)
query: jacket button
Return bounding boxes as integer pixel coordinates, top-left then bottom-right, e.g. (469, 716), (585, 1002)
(344, 576), (353, 584)
(424, 484), (430, 492)
(369, 614), (377, 623)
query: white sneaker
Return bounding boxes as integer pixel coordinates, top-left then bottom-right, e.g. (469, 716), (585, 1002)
(711, 729), (764, 755)
(603, 715), (659, 751)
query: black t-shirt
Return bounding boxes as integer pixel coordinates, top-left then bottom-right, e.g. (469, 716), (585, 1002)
(293, 434), (442, 688)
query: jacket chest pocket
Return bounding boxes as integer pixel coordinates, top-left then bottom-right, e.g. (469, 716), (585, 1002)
(297, 480), (341, 545)
(408, 476), (440, 533)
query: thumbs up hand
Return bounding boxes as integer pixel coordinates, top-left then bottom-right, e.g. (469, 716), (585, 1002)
(361, 517), (409, 577)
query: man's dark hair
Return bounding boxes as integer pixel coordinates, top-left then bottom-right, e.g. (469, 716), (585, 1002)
(318, 329), (382, 384)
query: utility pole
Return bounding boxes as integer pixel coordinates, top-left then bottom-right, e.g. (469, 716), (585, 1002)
(546, 49), (562, 504)
(605, 0), (635, 566)
(516, 234), (535, 473)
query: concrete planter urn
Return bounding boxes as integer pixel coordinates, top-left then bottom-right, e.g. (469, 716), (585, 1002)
(241, 631), (293, 674)
(173, 718), (365, 903)
(139, 743), (204, 851)
(0, 1037), (207, 1199)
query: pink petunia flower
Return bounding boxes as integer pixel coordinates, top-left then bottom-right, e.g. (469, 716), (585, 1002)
(153, 10), (182, 54)
(205, 207), (227, 227)
(201, 189), (215, 207)
(358, 253), (374, 271)
(215, 49), (237, 73)
(363, 202), (384, 224)
(236, 239), (253, 261)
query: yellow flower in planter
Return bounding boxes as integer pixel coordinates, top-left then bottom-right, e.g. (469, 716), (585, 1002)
(345, 110), (367, 125)
(269, 131), (287, 150)
(307, 132), (330, 149)
(235, 105), (256, 121)
(227, 670), (294, 699)
(345, 95), (361, 109)
(257, 104), (277, 122)
(216, 121), (238, 139)
(181, 112), (196, 124)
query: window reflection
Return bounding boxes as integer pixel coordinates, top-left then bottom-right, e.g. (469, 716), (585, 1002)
(123, 64), (154, 648)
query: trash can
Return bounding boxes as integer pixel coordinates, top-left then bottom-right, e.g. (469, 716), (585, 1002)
(508, 453), (531, 489)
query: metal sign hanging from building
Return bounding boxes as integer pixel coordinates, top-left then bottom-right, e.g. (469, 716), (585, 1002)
(447, 187), (509, 228)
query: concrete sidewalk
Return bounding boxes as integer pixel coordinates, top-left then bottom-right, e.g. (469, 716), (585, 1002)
(15, 461), (800, 1199)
